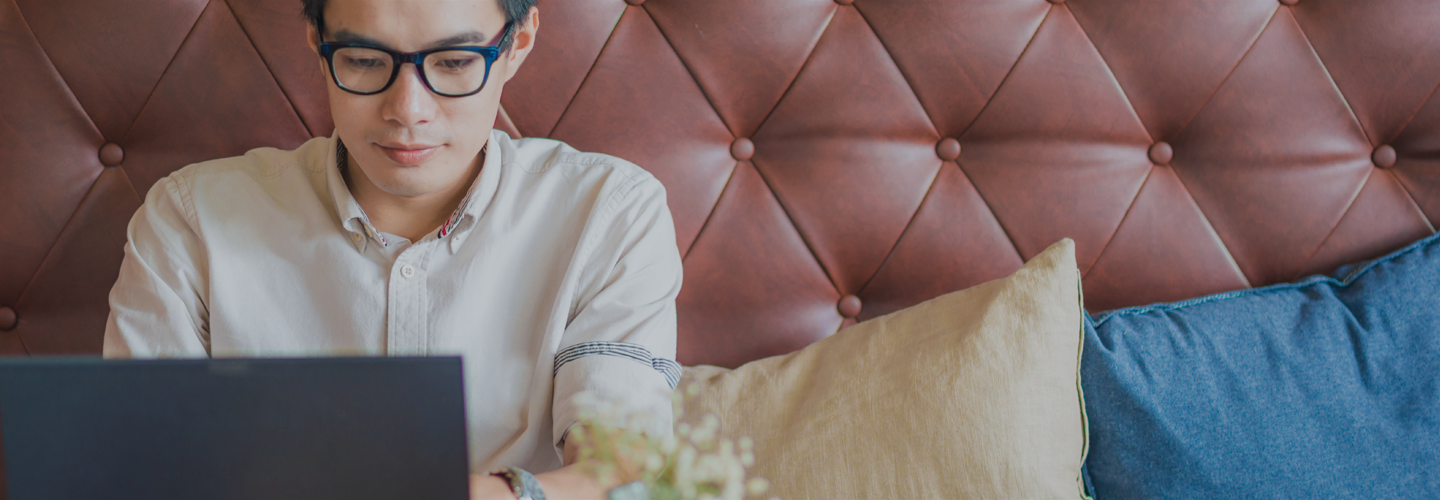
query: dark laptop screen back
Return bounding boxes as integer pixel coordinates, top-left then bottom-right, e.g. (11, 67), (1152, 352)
(0, 357), (469, 500)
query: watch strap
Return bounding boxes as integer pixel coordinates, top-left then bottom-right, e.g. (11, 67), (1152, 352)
(489, 466), (546, 500)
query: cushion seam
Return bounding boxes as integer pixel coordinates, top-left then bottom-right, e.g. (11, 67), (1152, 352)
(1093, 232), (1438, 326)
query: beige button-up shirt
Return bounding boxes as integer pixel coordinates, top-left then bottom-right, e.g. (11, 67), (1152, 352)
(103, 130), (683, 473)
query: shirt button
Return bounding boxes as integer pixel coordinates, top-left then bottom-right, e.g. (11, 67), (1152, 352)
(400, 264), (416, 278)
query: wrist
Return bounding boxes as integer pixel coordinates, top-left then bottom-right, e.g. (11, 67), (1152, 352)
(470, 474), (517, 500)
(490, 466), (547, 500)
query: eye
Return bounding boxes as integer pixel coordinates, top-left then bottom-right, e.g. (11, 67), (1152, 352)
(438, 59), (473, 70)
(343, 55), (386, 70)
(432, 53), (481, 72)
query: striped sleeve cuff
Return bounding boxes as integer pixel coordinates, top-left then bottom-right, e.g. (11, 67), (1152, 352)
(554, 341), (681, 389)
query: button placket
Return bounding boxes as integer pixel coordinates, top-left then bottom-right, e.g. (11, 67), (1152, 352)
(387, 245), (432, 356)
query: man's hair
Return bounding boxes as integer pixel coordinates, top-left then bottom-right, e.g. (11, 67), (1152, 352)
(301, 0), (537, 43)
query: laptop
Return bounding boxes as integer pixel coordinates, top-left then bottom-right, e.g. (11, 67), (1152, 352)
(0, 357), (470, 500)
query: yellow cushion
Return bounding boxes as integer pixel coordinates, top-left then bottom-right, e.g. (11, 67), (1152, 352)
(679, 239), (1089, 499)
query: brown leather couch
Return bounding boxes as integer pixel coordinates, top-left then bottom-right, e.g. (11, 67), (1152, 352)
(4, 0), (1440, 497)
(4, 1), (1440, 369)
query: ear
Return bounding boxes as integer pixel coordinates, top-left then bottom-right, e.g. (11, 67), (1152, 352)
(307, 24), (329, 79)
(501, 6), (539, 83)
(306, 23), (320, 54)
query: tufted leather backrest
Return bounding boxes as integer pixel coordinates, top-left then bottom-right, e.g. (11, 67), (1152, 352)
(2, 0), (1439, 368)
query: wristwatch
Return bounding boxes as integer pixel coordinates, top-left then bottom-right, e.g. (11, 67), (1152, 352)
(490, 467), (546, 500)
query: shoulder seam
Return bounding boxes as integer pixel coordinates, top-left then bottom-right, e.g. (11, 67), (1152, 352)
(167, 175), (204, 240)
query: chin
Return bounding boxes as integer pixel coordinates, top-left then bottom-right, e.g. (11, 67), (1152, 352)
(373, 177), (444, 198)
(360, 156), (450, 197)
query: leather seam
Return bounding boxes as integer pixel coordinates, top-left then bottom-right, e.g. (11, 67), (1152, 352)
(639, 2), (735, 137)
(680, 161), (739, 261)
(11, 169), (110, 315)
(1385, 78), (1440, 147)
(1288, 8), (1372, 147)
(848, 3), (940, 138)
(1290, 168), (1374, 280)
(954, 4), (1053, 140)
(9, 0), (105, 143)
(119, 0), (209, 144)
(942, 5), (1055, 262)
(1165, 165), (1255, 289)
(222, 0), (315, 138)
(953, 165), (1029, 266)
(544, 3), (628, 138)
(1165, 6), (1278, 142)
(1390, 170), (1439, 234)
(1080, 165), (1156, 281)
(746, 157), (844, 298)
(1151, 7), (1278, 287)
(854, 161), (947, 297)
(4, 0), (107, 329)
(1065, 4), (1164, 144)
(745, 5), (839, 139)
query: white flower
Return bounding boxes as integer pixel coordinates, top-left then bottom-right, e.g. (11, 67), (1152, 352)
(746, 478), (769, 496)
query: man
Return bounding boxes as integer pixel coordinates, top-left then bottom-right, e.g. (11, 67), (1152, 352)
(102, 0), (683, 498)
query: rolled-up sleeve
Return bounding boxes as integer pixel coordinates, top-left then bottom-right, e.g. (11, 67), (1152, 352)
(551, 172), (682, 447)
(103, 174), (210, 359)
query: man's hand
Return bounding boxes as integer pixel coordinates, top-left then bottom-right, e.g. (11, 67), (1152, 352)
(469, 436), (603, 499)
(469, 474), (521, 500)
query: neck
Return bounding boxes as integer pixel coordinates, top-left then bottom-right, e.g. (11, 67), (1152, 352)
(344, 145), (485, 243)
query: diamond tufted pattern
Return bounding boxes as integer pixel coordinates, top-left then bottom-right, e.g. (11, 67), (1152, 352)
(2, 0), (1439, 370)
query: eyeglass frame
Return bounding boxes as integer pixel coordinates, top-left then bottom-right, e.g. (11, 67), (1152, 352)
(317, 21), (515, 98)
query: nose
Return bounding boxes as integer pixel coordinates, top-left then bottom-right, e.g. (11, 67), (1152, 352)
(380, 63), (436, 127)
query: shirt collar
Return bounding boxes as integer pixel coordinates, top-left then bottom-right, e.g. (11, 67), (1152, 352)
(326, 137), (384, 252)
(326, 131), (509, 253)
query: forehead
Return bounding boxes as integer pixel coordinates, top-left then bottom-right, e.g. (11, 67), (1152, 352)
(324, 0), (506, 49)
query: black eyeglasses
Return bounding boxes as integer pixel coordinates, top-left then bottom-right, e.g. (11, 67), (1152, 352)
(318, 22), (514, 97)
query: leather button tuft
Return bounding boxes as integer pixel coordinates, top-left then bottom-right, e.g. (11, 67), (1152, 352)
(1148, 142), (1174, 166)
(835, 0), (854, 5)
(1279, 0), (1298, 5)
(936, 138), (961, 161)
(837, 295), (862, 318)
(730, 138), (755, 161)
(1372, 145), (1397, 168)
(99, 143), (124, 167)
(625, 0), (644, 5)
(0, 306), (16, 332)
(1048, 0), (1066, 4)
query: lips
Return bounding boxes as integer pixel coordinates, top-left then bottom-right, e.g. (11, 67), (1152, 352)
(376, 143), (441, 166)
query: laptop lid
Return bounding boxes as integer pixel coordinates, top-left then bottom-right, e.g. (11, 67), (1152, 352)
(0, 357), (469, 500)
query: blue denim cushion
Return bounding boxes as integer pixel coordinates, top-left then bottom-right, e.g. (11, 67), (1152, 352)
(1082, 231), (1440, 499)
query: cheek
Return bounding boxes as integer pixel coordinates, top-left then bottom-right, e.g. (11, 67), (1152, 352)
(327, 89), (374, 140)
(440, 97), (502, 144)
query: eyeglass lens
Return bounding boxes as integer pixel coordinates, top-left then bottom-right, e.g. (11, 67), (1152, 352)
(332, 48), (490, 95)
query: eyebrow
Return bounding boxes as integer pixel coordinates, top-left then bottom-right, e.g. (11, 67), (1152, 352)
(329, 30), (492, 51)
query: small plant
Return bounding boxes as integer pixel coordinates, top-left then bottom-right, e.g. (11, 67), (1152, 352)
(570, 384), (773, 500)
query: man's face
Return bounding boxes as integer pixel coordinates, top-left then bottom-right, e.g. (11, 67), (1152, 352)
(309, 0), (535, 198)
